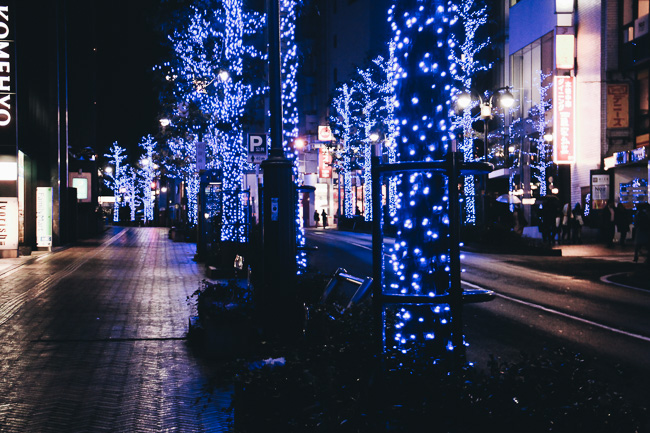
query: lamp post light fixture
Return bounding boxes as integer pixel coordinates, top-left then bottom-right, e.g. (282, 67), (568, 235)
(217, 70), (230, 83)
(159, 118), (170, 128)
(456, 87), (514, 162)
(293, 138), (305, 151)
(456, 86), (514, 226)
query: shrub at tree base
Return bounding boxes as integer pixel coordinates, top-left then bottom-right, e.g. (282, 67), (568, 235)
(188, 279), (647, 432)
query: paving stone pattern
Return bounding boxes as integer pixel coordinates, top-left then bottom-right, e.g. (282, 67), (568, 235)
(0, 227), (232, 432)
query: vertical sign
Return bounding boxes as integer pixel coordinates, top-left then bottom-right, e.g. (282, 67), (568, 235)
(555, 33), (575, 70)
(0, 197), (17, 250)
(247, 133), (268, 164)
(36, 187), (52, 248)
(318, 147), (332, 178)
(606, 84), (629, 129)
(591, 173), (609, 210)
(17, 150), (23, 242)
(0, 2), (16, 149)
(553, 76), (575, 164)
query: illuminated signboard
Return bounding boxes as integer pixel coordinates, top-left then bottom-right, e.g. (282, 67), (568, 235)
(591, 173), (609, 210)
(553, 76), (575, 164)
(318, 147), (332, 178)
(0, 197), (17, 251)
(36, 187), (52, 248)
(318, 125), (334, 141)
(69, 172), (92, 202)
(607, 84), (630, 129)
(0, 3), (15, 149)
(555, 34), (575, 70)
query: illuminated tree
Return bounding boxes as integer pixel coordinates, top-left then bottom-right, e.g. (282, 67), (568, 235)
(159, 1), (267, 241)
(279, 0), (309, 274)
(125, 167), (140, 222)
(355, 62), (387, 221)
(529, 71), (553, 196)
(373, 42), (399, 215)
(164, 136), (199, 227)
(138, 135), (159, 224)
(450, 0), (492, 224)
(385, 0), (458, 360)
(329, 83), (357, 218)
(281, 0), (300, 150)
(104, 142), (129, 223)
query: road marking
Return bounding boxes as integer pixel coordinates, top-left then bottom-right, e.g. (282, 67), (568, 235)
(462, 280), (650, 343)
(348, 241), (371, 250)
(600, 272), (649, 292)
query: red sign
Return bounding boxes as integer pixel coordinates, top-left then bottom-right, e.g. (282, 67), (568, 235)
(553, 76), (575, 164)
(318, 125), (334, 141)
(319, 148), (332, 178)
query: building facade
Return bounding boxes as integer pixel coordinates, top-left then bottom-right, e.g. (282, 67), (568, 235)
(504, 0), (649, 219)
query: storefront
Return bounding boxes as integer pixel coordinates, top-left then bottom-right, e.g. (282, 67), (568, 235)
(605, 147), (649, 209)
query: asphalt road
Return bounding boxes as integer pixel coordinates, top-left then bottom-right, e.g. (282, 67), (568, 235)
(305, 228), (650, 402)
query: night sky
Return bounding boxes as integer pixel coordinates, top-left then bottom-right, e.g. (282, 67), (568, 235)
(68, 0), (164, 160)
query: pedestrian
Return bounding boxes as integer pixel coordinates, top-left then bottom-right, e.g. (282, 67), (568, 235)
(615, 202), (630, 246)
(602, 200), (616, 247)
(313, 209), (320, 227)
(321, 209), (328, 228)
(561, 202), (573, 244)
(513, 205), (526, 235)
(541, 198), (559, 245)
(571, 202), (584, 244)
(633, 203), (650, 263)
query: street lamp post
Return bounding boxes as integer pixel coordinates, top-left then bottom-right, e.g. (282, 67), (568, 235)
(260, 0), (298, 338)
(457, 87), (514, 226)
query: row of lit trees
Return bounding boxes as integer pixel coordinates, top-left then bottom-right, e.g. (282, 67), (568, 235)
(327, 0), (497, 224)
(104, 137), (159, 224)
(324, 0), (555, 361)
(328, 12), (555, 225)
(149, 0), (302, 240)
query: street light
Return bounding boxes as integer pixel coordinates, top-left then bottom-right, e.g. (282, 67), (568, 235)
(217, 70), (230, 83)
(456, 86), (514, 226)
(456, 86), (514, 162)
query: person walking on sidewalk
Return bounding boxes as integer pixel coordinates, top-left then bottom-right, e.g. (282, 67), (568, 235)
(321, 209), (328, 228)
(615, 202), (631, 246)
(560, 202), (573, 244)
(602, 200), (616, 247)
(571, 202), (584, 243)
(313, 210), (320, 227)
(633, 203), (650, 263)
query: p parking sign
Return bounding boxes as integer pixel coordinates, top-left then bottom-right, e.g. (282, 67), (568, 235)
(248, 133), (268, 164)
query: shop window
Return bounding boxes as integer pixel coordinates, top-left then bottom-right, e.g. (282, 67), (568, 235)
(510, 33), (553, 120)
(623, 0), (634, 25)
(639, 0), (649, 18)
(620, 178), (648, 208)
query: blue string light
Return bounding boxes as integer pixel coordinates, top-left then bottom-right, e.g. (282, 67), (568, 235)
(104, 143), (129, 223)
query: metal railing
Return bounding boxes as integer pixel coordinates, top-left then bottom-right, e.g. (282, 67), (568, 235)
(371, 151), (496, 362)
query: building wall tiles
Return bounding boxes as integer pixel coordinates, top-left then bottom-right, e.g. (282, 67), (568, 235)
(572, 0), (604, 204)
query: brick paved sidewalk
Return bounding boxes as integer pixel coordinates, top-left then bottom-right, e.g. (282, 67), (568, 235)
(0, 227), (232, 432)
